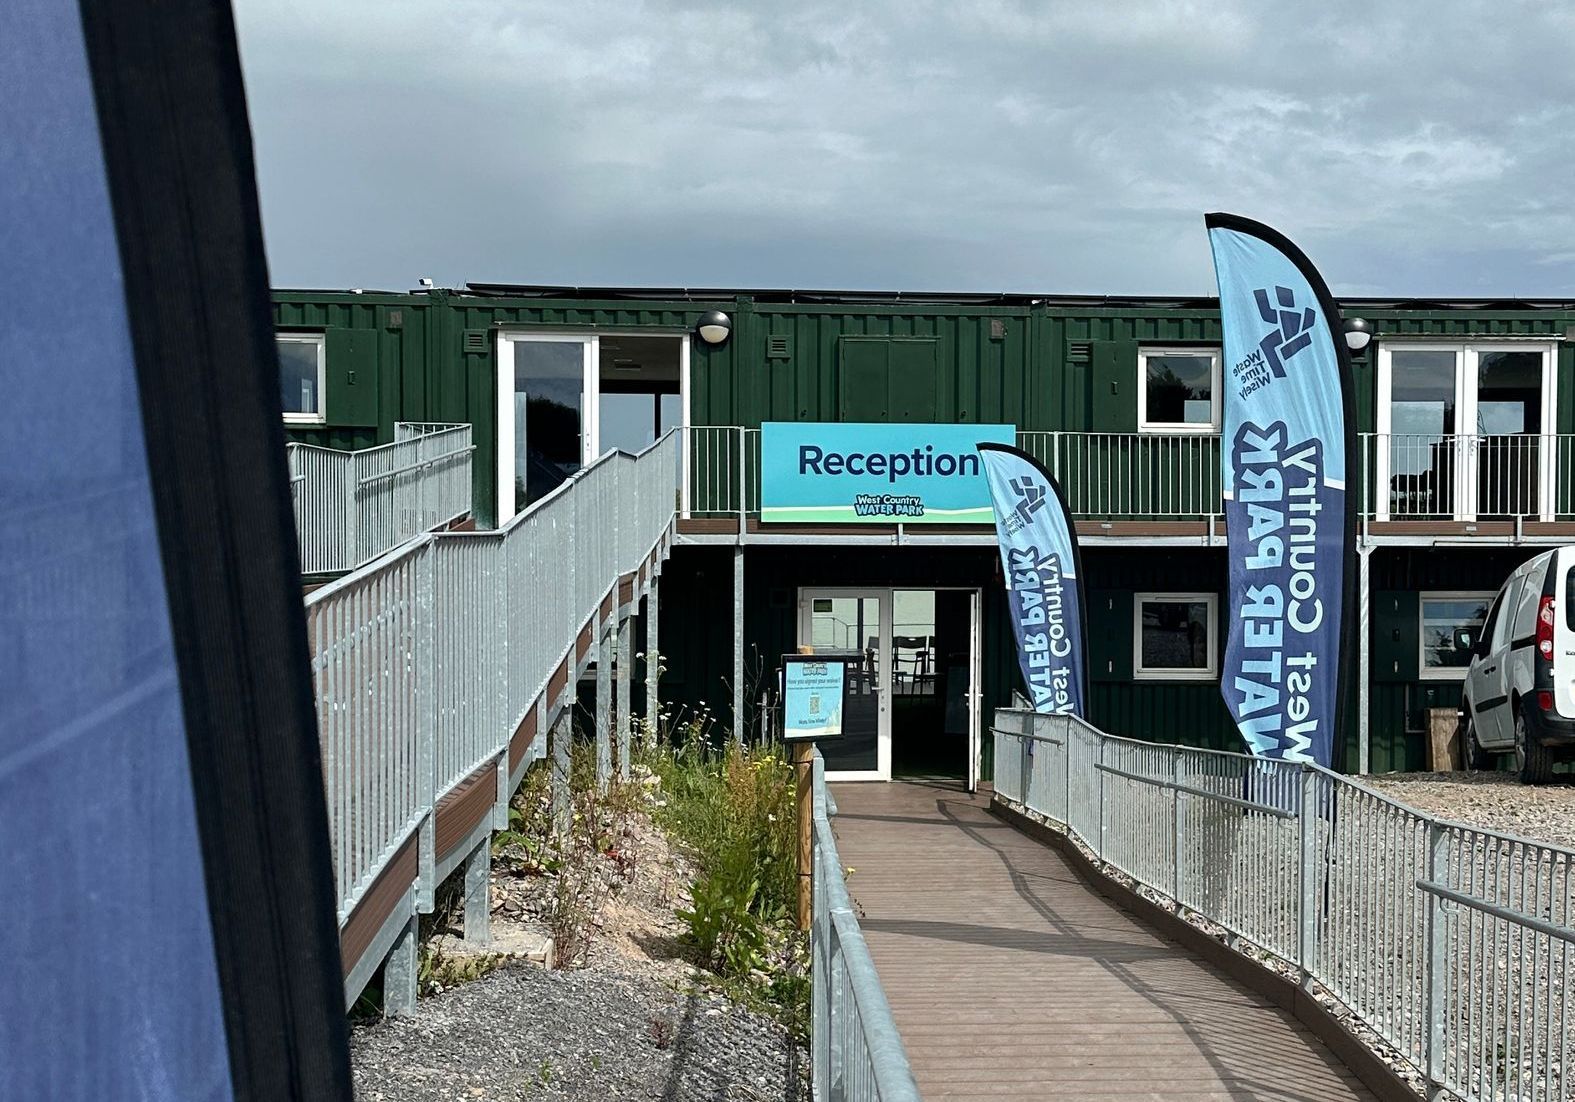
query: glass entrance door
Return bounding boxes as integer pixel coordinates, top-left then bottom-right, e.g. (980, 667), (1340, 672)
(1377, 343), (1554, 521)
(799, 589), (891, 780)
(496, 334), (594, 524)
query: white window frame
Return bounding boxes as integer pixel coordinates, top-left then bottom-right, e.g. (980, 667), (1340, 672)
(1137, 346), (1222, 434)
(1133, 592), (1218, 681)
(278, 332), (327, 425)
(1374, 340), (1558, 522)
(1417, 590), (1495, 681)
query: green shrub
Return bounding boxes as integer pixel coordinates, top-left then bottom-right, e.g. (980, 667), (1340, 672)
(644, 741), (799, 984)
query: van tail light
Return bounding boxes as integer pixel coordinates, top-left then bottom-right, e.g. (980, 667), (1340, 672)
(1539, 690), (1555, 712)
(1537, 595), (1556, 661)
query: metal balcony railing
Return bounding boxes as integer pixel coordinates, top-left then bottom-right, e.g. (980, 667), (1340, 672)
(1368, 431), (1568, 521)
(993, 709), (1575, 1102)
(288, 422), (473, 573)
(682, 426), (1575, 526)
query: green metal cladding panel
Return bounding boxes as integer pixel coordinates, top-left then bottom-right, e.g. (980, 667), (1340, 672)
(730, 306), (1043, 429)
(275, 292), (1575, 509)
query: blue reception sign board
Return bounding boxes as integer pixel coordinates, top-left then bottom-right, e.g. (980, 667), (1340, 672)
(782, 657), (847, 741)
(760, 422), (1015, 523)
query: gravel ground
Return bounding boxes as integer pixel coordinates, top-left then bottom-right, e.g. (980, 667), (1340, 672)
(352, 961), (804, 1102)
(354, 767), (807, 1101)
(1361, 770), (1575, 851)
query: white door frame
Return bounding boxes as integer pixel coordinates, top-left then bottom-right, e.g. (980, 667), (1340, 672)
(1375, 341), (1557, 523)
(495, 331), (691, 527)
(967, 588), (983, 792)
(799, 587), (892, 781)
(797, 585), (985, 786)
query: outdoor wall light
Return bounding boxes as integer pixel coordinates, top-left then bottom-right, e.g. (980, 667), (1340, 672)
(697, 310), (732, 345)
(1343, 316), (1374, 353)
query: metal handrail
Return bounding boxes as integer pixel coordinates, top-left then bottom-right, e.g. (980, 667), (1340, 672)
(305, 431), (679, 958)
(993, 708), (1575, 1102)
(1093, 761), (1298, 818)
(287, 422), (474, 573)
(811, 752), (922, 1102)
(356, 442), (475, 487)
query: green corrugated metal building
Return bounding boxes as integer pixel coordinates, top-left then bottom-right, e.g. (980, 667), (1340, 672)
(275, 283), (1575, 778)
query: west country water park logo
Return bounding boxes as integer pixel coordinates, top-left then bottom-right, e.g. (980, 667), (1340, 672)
(1002, 473), (1047, 536)
(1231, 285), (1317, 401)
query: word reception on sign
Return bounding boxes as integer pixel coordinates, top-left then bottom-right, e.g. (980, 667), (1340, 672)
(760, 422), (1015, 524)
(780, 655), (849, 742)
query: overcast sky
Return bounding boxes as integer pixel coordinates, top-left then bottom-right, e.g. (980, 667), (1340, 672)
(233, 1), (1575, 298)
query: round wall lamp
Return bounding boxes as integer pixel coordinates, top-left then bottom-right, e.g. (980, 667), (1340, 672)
(1342, 316), (1373, 353)
(696, 310), (732, 345)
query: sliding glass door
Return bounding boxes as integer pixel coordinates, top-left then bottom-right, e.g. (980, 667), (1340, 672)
(496, 332), (689, 526)
(1376, 343), (1555, 521)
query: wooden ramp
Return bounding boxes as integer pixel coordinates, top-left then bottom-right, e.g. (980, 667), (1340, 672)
(829, 781), (1376, 1101)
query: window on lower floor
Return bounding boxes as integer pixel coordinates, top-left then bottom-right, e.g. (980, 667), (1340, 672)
(278, 333), (326, 423)
(1134, 593), (1217, 680)
(1139, 348), (1220, 432)
(1419, 592), (1493, 678)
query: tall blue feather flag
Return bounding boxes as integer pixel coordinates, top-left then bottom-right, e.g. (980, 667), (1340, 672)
(978, 443), (1088, 716)
(1206, 213), (1356, 767)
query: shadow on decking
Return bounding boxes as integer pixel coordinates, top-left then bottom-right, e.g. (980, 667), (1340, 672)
(836, 786), (1372, 1101)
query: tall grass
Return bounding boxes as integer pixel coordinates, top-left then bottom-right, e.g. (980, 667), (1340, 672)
(641, 738), (806, 1028)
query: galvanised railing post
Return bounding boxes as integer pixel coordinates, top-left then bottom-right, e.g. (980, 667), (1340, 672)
(1170, 749), (1183, 907)
(1096, 735), (1106, 860)
(415, 539), (436, 912)
(1422, 819), (1448, 1094)
(1020, 719), (1031, 807)
(1064, 717), (1073, 828)
(1297, 765), (1318, 987)
(345, 453), (360, 569)
(737, 425), (747, 525)
(1362, 434), (1373, 536)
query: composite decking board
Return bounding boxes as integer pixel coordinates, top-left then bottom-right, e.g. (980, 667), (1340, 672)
(828, 782), (1376, 1101)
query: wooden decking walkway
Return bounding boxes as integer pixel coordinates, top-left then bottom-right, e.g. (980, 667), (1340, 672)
(829, 781), (1376, 1101)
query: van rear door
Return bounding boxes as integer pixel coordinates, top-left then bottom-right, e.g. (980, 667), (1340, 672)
(1555, 548), (1575, 719)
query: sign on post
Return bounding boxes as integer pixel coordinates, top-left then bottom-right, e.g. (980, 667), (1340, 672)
(781, 655), (848, 741)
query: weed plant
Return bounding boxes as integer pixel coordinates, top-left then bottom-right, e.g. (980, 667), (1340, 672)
(641, 731), (808, 1035)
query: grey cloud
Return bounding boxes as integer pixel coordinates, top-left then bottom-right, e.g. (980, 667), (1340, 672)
(233, 0), (1575, 296)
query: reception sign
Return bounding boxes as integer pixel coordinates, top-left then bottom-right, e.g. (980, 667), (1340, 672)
(1207, 213), (1355, 767)
(760, 422), (1015, 523)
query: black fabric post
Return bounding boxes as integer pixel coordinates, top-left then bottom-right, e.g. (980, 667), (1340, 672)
(77, 1), (352, 1096)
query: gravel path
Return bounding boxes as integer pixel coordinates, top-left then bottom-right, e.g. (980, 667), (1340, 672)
(352, 961), (805, 1102)
(1361, 771), (1575, 851)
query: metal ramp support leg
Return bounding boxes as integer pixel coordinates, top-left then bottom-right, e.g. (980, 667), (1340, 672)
(463, 836), (490, 945)
(733, 544), (744, 746)
(645, 573), (660, 737)
(616, 614), (632, 781)
(383, 914), (419, 1017)
(597, 618), (613, 791)
(551, 701), (572, 837)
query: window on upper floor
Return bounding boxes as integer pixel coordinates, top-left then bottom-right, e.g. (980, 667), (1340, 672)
(1138, 347), (1221, 433)
(278, 333), (326, 424)
(1134, 592), (1217, 680)
(1419, 592), (1493, 678)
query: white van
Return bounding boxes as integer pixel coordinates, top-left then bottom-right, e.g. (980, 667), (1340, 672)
(1458, 547), (1575, 784)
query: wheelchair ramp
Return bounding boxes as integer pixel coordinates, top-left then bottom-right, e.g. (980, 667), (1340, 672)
(829, 781), (1376, 1101)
